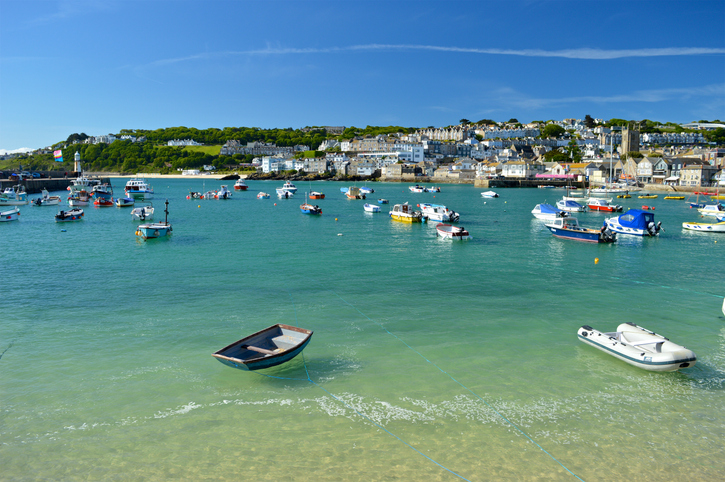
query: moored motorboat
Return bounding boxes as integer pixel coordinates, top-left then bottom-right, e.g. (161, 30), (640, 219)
(418, 203), (459, 222)
(216, 185), (233, 199)
(531, 203), (569, 220)
(277, 181), (297, 194)
(377, 199), (389, 204)
(345, 187), (366, 199)
(577, 323), (696, 372)
(0, 185), (29, 205)
(390, 202), (426, 223)
(32, 189), (62, 206)
(426, 186), (440, 192)
(309, 191), (325, 199)
(556, 198), (586, 212)
(545, 217), (616, 243)
(409, 185), (426, 193)
(481, 191), (499, 198)
(300, 194), (322, 214)
(125, 176), (154, 199)
(55, 208), (84, 222)
(587, 198), (623, 212)
(115, 197), (135, 207)
(93, 197), (114, 207)
(68, 190), (91, 206)
(605, 209), (661, 236)
(257, 192), (270, 199)
(131, 203), (154, 221)
(234, 179), (248, 191)
(276, 190), (294, 199)
(0, 207), (20, 221)
(363, 203), (381, 213)
(136, 199), (172, 239)
(360, 186), (375, 194)
(212, 324), (313, 371)
(697, 203), (724, 217)
(682, 219), (725, 232)
(663, 195), (685, 200)
(436, 223), (470, 240)
(638, 194), (658, 199)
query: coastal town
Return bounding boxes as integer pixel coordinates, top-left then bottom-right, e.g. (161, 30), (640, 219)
(2, 118), (724, 190)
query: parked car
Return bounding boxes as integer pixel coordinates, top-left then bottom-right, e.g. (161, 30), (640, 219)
(32, 172), (41, 178)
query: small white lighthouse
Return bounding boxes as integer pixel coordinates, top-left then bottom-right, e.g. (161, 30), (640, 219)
(74, 151), (82, 173)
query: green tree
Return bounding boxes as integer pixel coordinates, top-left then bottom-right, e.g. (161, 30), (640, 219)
(541, 124), (566, 138)
(459, 119), (470, 125)
(584, 115), (595, 128)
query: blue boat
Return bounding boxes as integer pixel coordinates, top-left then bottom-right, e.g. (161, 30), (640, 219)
(135, 199), (172, 239)
(212, 324), (313, 371)
(377, 198), (389, 204)
(545, 217), (616, 243)
(300, 202), (322, 215)
(605, 209), (662, 236)
(531, 203), (569, 220)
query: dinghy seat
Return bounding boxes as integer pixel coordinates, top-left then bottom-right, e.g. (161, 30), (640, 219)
(241, 344), (282, 356)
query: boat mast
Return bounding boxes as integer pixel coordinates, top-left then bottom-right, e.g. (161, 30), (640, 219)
(164, 199), (169, 225)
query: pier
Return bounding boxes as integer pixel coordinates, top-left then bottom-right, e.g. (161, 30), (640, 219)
(0, 176), (112, 194)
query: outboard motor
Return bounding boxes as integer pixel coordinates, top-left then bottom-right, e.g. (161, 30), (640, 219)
(647, 221), (658, 236)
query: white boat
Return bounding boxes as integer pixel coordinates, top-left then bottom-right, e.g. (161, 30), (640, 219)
(409, 185), (426, 193)
(360, 186), (375, 194)
(55, 208), (84, 222)
(131, 203), (154, 221)
(587, 198), (622, 212)
(697, 203), (724, 217)
(276, 190), (294, 199)
(605, 209), (661, 237)
(67, 190), (91, 206)
(0, 185), (29, 205)
(257, 192), (270, 199)
(418, 203), (459, 222)
(136, 200), (172, 240)
(32, 189), (62, 206)
(556, 198), (586, 212)
(682, 219), (725, 233)
(481, 191), (499, 198)
(234, 179), (248, 191)
(545, 217), (616, 243)
(68, 176), (100, 194)
(278, 181), (297, 194)
(436, 223), (470, 240)
(590, 185), (629, 194)
(578, 323), (696, 372)
(125, 176), (154, 199)
(426, 186), (440, 192)
(0, 207), (20, 221)
(345, 187), (366, 199)
(363, 203), (381, 213)
(216, 185), (233, 199)
(115, 197), (135, 207)
(531, 203), (569, 220)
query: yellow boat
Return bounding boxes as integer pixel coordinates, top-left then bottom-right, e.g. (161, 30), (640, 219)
(617, 194), (631, 199)
(390, 202), (426, 223)
(711, 195), (725, 200)
(638, 194), (658, 199)
(664, 196), (685, 200)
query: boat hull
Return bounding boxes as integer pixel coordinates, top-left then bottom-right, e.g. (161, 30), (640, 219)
(547, 226), (614, 243)
(136, 223), (172, 239)
(212, 324), (313, 371)
(55, 209), (84, 222)
(436, 223), (470, 239)
(0, 208), (20, 221)
(682, 221), (725, 232)
(577, 324), (696, 372)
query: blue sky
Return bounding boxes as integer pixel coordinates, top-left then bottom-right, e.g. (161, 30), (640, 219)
(1, 0), (724, 152)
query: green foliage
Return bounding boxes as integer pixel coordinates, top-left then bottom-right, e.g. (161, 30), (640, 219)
(584, 115), (595, 128)
(475, 119), (498, 126)
(459, 119), (470, 125)
(566, 139), (582, 162)
(540, 124), (566, 138)
(625, 151), (644, 160)
(704, 128), (725, 145)
(542, 150), (570, 163)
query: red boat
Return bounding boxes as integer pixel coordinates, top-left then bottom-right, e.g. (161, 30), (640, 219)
(309, 191), (325, 200)
(587, 198), (623, 212)
(234, 179), (248, 191)
(94, 198), (114, 207)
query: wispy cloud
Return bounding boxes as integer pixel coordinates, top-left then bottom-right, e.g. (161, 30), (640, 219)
(145, 44), (725, 67)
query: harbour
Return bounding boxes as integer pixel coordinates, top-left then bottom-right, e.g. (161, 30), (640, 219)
(1, 178), (724, 481)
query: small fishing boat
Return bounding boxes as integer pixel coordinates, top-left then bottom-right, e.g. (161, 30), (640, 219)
(390, 202), (426, 223)
(587, 198), (623, 212)
(682, 219), (725, 233)
(360, 186), (375, 194)
(131, 203), (154, 221)
(340, 187), (349, 193)
(55, 208), (84, 222)
(257, 192), (270, 199)
(409, 185), (426, 193)
(426, 186), (440, 192)
(436, 223), (470, 240)
(309, 191), (325, 200)
(32, 189), (62, 206)
(234, 179), (248, 191)
(277, 190), (294, 199)
(277, 181), (297, 194)
(91, 183), (113, 201)
(68, 190), (91, 206)
(481, 191), (499, 198)
(115, 197), (135, 207)
(300, 194), (322, 215)
(556, 198), (586, 212)
(125, 176), (154, 199)
(216, 185), (233, 199)
(93, 197), (114, 207)
(377, 199), (389, 204)
(697, 203), (724, 217)
(577, 323), (696, 372)
(545, 217), (616, 243)
(68, 176), (100, 194)
(0, 207), (20, 222)
(212, 324), (313, 371)
(418, 203), (459, 222)
(531, 203), (569, 220)
(663, 195), (685, 200)
(605, 209), (662, 236)
(0, 185), (29, 206)
(346, 187), (366, 199)
(363, 203), (381, 213)
(136, 200), (172, 240)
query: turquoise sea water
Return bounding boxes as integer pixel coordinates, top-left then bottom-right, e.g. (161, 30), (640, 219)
(2, 179), (724, 481)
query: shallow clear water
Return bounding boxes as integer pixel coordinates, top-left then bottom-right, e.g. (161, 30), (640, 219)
(1, 180), (724, 481)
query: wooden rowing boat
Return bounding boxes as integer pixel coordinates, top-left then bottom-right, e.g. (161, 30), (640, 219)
(212, 324), (313, 371)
